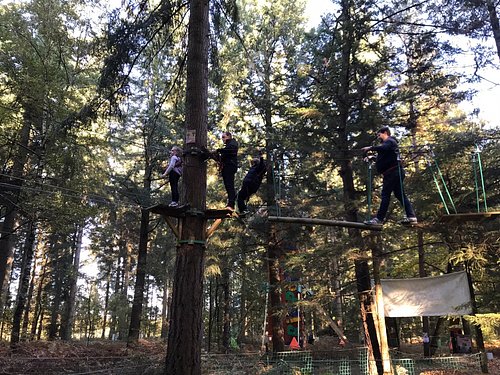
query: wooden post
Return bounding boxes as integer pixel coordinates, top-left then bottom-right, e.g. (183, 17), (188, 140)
(372, 243), (393, 375)
(417, 230), (431, 357)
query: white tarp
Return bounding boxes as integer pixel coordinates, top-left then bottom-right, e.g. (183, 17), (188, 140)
(380, 271), (472, 317)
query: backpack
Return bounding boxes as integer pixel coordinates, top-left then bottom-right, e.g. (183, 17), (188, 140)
(174, 155), (183, 175)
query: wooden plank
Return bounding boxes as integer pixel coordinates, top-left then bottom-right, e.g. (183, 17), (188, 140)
(205, 209), (234, 219)
(439, 211), (500, 223)
(268, 216), (383, 231)
(147, 203), (189, 218)
(147, 204), (233, 220)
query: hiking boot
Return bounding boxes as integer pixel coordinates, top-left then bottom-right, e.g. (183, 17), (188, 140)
(364, 217), (383, 226)
(400, 217), (417, 225)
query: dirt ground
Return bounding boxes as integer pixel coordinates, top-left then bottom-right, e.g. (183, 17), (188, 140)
(0, 339), (498, 374)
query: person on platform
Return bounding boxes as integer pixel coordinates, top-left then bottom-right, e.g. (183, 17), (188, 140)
(217, 132), (239, 210)
(361, 126), (417, 226)
(161, 146), (183, 207)
(237, 154), (266, 217)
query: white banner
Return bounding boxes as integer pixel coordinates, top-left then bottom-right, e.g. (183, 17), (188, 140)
(380, 271), (472, 317)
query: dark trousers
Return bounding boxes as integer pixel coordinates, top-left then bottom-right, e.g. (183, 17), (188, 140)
(377, 168), (415, 220)
(222, 165), (237, 208)
(169, 170), (181, 203)
(237, 181), (259, 212)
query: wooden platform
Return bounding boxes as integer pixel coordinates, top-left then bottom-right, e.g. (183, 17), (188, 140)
(439, 211), (500, 223)
(147, 203), (233, 219)
(268, 216), (383, 231)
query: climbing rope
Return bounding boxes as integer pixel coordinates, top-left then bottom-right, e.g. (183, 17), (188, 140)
(270, 151), (282, 217)
(396, 148), (407, 215)
(365, 156), (374, 221)
(471, 145), (488, 212)
(425, 145), (457, 215)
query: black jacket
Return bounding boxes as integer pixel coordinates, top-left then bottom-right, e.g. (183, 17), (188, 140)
(243, 157), (266, 185)
(370, 136), (399, 174)
(217, 138), (238, 168)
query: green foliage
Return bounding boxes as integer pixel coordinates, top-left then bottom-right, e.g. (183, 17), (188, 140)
(464, 313), (500, 340)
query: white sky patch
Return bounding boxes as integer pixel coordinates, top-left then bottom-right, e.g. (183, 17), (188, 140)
(305, 0), (337, 28)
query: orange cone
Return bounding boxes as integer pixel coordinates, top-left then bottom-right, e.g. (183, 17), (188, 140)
(289, 336), (300, 350)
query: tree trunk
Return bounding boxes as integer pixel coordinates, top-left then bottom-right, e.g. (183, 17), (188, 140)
(485, 0), (500, 61)
(108, 254), (121, 340)
(36, 308), (45, 340)
(221, 262), (231, 352)
(264, 66), (285, 354)
(330, 254), (343, 327)
(10, 220), (36, 347)
(31, 248), (48, 340)
(118, 242), (131, 340)
(48, 242), (63, 340)
(160, 280), (169, 340)
(336, 1), (383, 371)
(101, 266), (111, 339)
(267, 240), (285, 353)
(60, 224), (83, 341)
(165, 0), (209, 372)
(0, 113), (32, 317)
(21, 241), (39, 341)
(466, 267), (488, 373)
(128, 207), (151, 344)
(207, 278), (214, 352)
(339, 125), (382, 374)
(237, 249), (247, 345)
(216, 278), (221, 350)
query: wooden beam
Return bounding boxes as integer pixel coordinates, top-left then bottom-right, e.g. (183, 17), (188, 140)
(268, 216), (383, 231)
(205, 208), (233, 219)
(147, 204), (233, 219)
(206, 218), (223, 239)
(439, 211), (500, 223)
(148, 203), (188, 218)
(163, 216), (180, 239)
(313, 304), (349, 344)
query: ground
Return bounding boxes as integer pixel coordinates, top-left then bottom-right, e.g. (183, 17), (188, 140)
(0, 339), (498, 374)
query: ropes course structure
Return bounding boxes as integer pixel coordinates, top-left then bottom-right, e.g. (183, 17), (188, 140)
(147, 136), (499, 239)
(423, 143), (500, 224)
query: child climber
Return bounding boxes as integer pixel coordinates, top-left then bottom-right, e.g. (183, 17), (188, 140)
(161, 146), (183, 207)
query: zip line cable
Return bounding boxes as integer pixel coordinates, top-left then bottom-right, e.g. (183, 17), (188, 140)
(0, 173), (161, 209)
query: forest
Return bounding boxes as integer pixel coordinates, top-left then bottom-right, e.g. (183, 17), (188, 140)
(0, 0), (499, 374)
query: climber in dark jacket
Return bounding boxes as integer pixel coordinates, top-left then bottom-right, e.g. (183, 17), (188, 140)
(237, 155), (266, 216)
(362, 126), (417, 226)
(217, 131), (239, 209)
